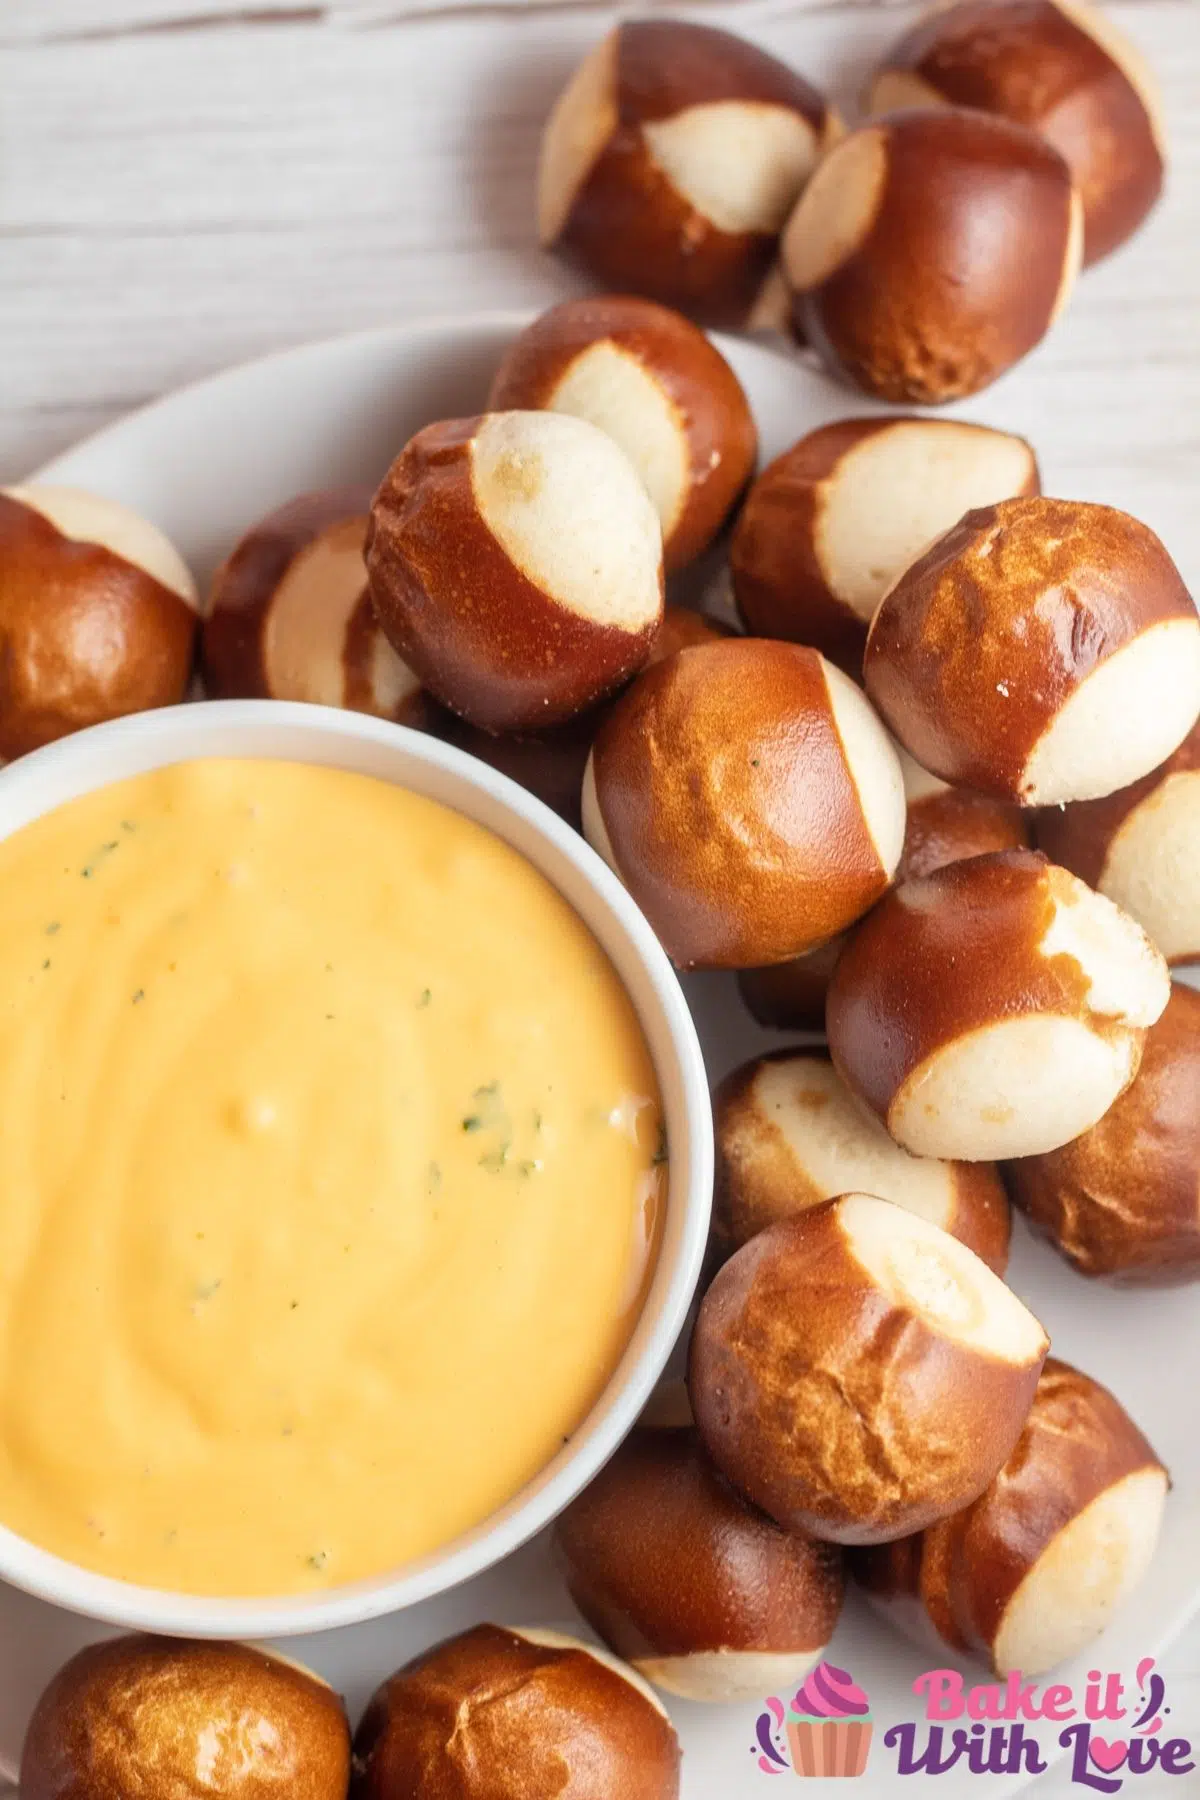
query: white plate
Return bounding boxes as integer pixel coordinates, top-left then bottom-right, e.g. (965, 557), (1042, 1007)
(2, 313), (1197, 1795)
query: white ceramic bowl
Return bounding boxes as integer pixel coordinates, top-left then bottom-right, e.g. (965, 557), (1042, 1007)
(0, 698), (712, 1638)
(5, 313), (1196, 1799)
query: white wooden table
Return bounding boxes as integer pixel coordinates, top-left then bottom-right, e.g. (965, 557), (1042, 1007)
(2, 0), (1199, 1789)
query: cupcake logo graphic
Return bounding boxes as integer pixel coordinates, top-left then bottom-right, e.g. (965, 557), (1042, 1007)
(755, 1663), (873, 1778)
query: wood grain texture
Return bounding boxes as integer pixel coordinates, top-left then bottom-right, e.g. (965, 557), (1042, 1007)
(1, 0), (1199, 1746)
(0, 0), (956, 45)
(2, 1), (1197, 540)
(0, 0), (1173, 32)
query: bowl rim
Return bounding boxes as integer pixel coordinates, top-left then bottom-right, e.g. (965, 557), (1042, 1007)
(0, 698), (713, 1637)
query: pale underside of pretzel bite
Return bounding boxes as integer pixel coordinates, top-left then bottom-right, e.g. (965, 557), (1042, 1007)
(828, 852), (1170, 1161)
(689, 1194), (1048, 1545)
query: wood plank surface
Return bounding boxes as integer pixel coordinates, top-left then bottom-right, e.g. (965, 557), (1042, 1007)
(2, 2), (1196, 494)
(1, 0), (1199, 1779)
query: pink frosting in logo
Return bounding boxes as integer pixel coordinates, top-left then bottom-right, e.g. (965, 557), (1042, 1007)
(790, 1662), (871, 1720)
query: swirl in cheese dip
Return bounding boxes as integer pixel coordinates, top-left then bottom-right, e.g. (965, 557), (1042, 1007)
(0, 759), (664, 1595)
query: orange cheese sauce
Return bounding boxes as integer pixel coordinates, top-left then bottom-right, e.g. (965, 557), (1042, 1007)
(0, 760), (663, 1594)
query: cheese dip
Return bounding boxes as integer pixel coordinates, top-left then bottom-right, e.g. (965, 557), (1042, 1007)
(0, 759), (664, 1594)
